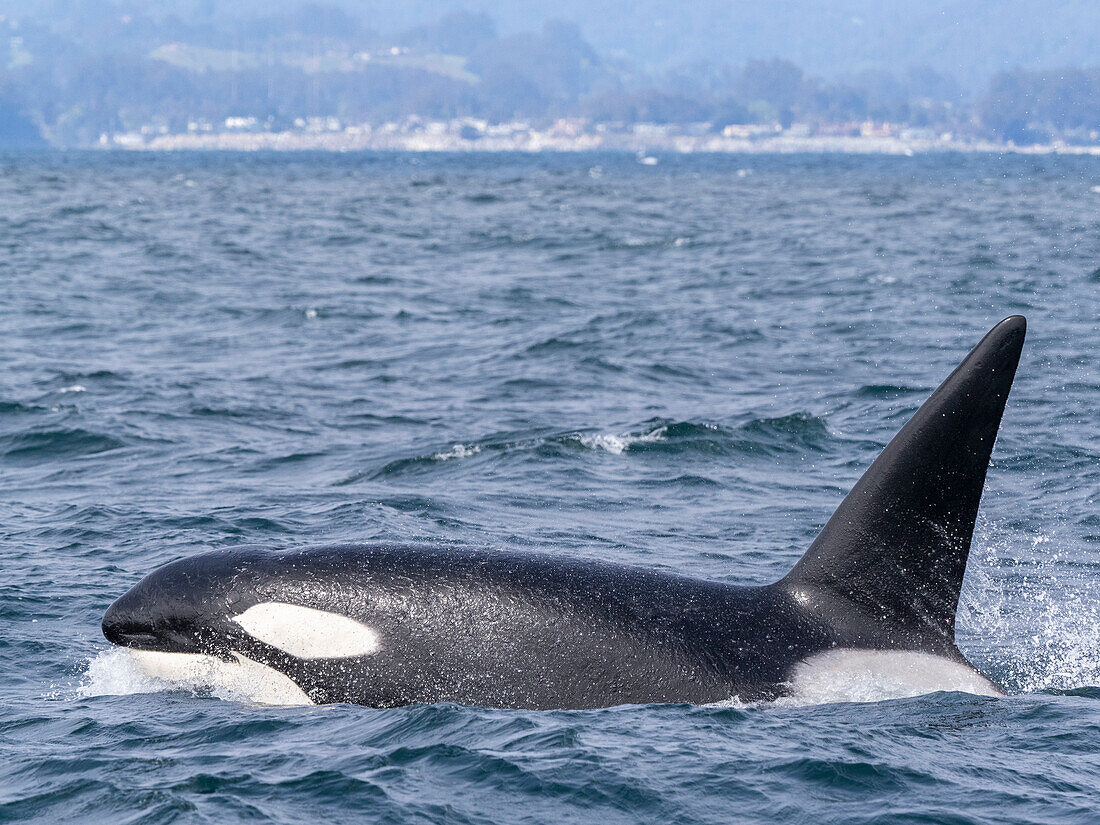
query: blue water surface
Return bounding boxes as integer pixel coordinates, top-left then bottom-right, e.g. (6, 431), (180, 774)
(1, 151), (1098, 823)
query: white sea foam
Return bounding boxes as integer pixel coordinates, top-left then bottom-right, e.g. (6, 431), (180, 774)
(579, 426), (667, 455)
(59, 384), (86, 393)
(433, 443), (481, 460)
(78, 647), (313, 706)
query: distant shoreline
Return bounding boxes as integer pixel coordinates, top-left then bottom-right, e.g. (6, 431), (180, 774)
(103, 130), (1100, 156)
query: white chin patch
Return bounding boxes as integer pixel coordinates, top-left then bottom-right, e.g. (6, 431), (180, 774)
(788, 649), (1003, 705)
(232, 602), (381, 660)
(126, 649), (313, 706)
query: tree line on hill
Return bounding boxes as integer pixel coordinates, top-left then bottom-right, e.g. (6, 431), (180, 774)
(0, 7), (1097, 147)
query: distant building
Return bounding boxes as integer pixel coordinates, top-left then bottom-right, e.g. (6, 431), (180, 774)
(224, 116), (258, 130)
(860, 121), (898, 138)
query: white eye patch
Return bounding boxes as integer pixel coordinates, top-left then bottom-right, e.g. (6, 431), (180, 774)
(231, 602), (380, 659)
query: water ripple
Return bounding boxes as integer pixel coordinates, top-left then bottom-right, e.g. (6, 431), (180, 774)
(2, 151), (1099, 825)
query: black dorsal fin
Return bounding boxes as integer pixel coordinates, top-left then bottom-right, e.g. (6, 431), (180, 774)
(782, 316), (1025, 653)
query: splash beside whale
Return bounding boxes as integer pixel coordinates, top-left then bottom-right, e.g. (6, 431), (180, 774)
(102, 316), (1026, 708)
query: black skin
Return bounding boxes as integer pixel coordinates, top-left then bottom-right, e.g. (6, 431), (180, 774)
(102, 316), (1026, 709)
(103, 543), (909, 708)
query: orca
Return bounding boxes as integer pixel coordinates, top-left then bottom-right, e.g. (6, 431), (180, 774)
(102, 316), (1026, 708)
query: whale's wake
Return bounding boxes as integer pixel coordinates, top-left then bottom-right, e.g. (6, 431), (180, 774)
(961, 528), (1100, 695)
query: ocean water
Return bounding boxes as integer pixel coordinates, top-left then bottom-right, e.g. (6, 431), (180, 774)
(1, 151), (1099, 823)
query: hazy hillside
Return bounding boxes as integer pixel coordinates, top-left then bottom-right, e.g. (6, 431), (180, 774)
(372, 0), (1100, 89)
(1, 1), (1097, 147)
(3, 0), (1096, 88)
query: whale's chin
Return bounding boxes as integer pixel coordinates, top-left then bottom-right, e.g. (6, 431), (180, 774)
(121, 648), (314, 706)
